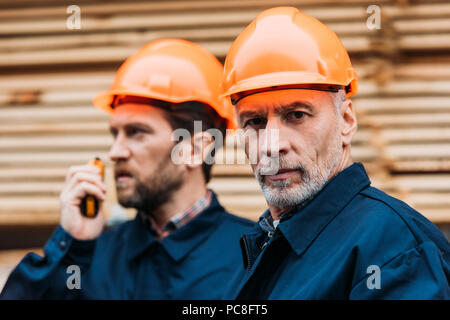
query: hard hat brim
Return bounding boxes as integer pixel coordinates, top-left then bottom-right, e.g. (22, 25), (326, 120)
(93, 89), (237, 129)
(222, 70), (358, 102)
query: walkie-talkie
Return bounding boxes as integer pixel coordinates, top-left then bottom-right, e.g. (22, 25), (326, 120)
(80, 157), (105, 218)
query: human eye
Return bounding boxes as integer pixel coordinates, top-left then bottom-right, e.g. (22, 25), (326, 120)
(126, 126), (147, 138)
(243, 117), (267, 129)
(285, 110), (307, 121)
(109, 127), (118, 138)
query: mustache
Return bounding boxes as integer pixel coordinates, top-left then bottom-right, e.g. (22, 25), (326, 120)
(114, 164), (135, 178)
(254, 156), (306, 177)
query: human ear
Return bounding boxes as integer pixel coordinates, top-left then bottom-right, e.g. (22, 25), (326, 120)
(186, 131), (215, 169)
(340, 99), (357, 147)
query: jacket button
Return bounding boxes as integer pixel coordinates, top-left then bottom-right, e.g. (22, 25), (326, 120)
(59, 240), (67, 250)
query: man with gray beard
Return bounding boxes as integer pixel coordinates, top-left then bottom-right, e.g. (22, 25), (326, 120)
(222, 7), (450, 299)
(254, 120), (342, 209)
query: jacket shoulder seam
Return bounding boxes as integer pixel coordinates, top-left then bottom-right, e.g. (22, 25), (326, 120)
(359, 187), (421, 245)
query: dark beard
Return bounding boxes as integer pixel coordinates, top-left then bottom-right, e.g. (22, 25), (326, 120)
(133, 174), (183, 214)
(118, 152), (184, 214)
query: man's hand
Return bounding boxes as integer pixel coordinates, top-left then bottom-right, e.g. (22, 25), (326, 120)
(59, 164), (107, 240)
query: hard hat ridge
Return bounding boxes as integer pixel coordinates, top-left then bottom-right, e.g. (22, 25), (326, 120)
(93, 38), (236, 128)
(222, 6), (358, 104)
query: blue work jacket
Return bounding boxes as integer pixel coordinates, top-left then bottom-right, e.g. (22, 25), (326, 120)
(232, 163), (450, 299)
(1, 192), (254, 299)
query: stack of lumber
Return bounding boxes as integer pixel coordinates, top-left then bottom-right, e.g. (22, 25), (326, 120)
(1, 0), (449, 290)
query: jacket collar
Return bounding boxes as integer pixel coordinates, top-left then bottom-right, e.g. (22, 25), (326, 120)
(126, 191), (225, 262)
(277, 162), (371, 256)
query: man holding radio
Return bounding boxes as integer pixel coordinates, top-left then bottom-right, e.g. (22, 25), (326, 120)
(1, 39), (254, 299)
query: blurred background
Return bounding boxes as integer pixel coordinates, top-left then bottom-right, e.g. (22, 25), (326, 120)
(1, 0), (450, 290)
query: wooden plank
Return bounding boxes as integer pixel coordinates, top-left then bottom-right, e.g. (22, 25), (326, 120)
(218, 193), (266, 206)
(388, 160), (450, 172)
(0, 135), (113, 151)
(0, 165), (248, 181)
(386, 3), (450, 19)
(0, 105), (108, 122)
(1, 2), (449, 37)
(218, 161), (380, 178)
(209, 177), (260, 194)
(217, 194), (266, 221)
(0, 165), (251, 181)
(356, 81), (450, 97)
(212, 164), (253, 176)
(389, 175), (450, 192)
(3, 172), (449, 197)
(0, 22), (372, 54)
(0, 72), (114, 91)
(0, 182), (64, 195)
(0, 162), (380, 188)
(0, 0), (393, 19)
(379, 127), (450, 143)
(0, 122), (109, 135)
(394, 63), (450, 79)
(0, 45), (145, 67)
(0, 146), (377, 169)
(0, 0), (397, 10)
(354, 97), (450, 114)
(385, 144), (450, 160)
(0, 7), (370, 36)
(394, 18), (450, 34)
(0, 212), (59, 225)
(0, 62), (369, 90)
(0, 144), (376, 180)
(0, 152), (111, 167)
(5, 80), (450, 106)
(214, 145), (378, 164)
(358, 113), (450, 127)
(0, 37), (370, 67)
(0, 28), (243, 53)
(400, 34), (450, 50)
(0, 11), (259, 35)
(0, 167), (68, 182)
(0, 90), (104, 106)
(403, 193), (450, 208)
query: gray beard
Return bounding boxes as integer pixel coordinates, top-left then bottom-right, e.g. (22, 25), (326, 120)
(254, 141), (342, 208)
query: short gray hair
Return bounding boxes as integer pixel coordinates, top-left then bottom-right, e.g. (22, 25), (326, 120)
(332, 89), (347, 112)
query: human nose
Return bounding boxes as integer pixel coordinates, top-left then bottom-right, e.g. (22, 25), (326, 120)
(259, 116), (289, 158)
(109, 132), (131, 162)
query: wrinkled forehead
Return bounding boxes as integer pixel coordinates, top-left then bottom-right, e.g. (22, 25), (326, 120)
(235, 89), (333, 114)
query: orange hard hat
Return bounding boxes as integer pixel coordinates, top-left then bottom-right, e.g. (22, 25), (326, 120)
(222, 7), (358, 104)
(93, 38), (235, 128)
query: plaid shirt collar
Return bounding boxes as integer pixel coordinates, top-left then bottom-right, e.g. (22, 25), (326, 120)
(258, 196), (314, 236)
(143, 190), (213, 240)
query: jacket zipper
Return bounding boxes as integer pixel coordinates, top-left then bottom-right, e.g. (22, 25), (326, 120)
(241, 235), (253, 272)
(261, 227), (277, 250)
(242, 228), (278, 273)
